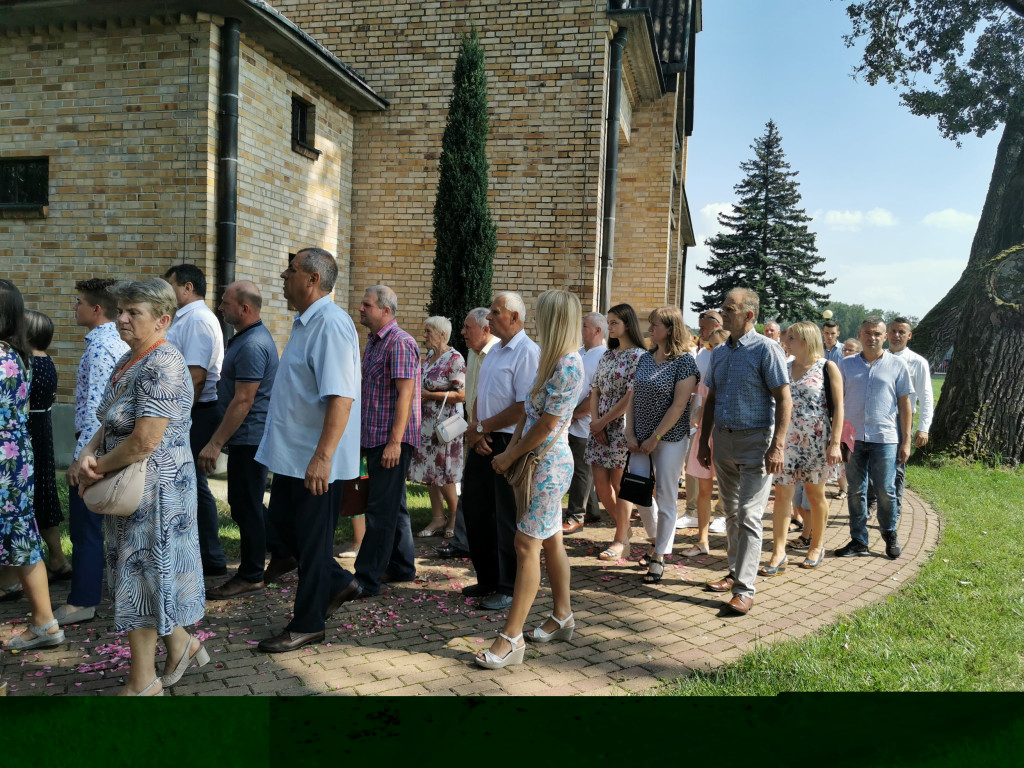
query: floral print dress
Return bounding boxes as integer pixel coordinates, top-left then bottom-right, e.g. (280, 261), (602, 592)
(584, 347), (645, 469)
(776, 358), (831, 486)
(0, 343), (43, 567)
(518, 352), (584, 539)
(99, 343), (205, 635)
(408, 348), (466, 486)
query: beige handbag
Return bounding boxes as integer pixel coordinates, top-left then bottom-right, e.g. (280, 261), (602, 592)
(504, 417), (570, 524)
(434, 389), (468, 444)
(82, 428), (147, 517)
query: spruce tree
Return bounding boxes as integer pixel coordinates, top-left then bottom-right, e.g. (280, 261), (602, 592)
(429, 28), (496, 356)
(693, 120), (833, 322)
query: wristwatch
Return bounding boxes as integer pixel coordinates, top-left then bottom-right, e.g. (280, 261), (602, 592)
(476, 422), (485, 434)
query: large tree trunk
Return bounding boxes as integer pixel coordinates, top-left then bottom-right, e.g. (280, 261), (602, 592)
(925, 244), (1024, 464)
(910, 115), (1024, 366)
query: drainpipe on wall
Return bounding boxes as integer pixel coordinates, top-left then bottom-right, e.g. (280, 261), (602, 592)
(599, 28), (628, 313)
(215, 18), (241, 340)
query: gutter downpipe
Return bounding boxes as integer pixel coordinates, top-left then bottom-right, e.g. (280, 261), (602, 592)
(600, 28), (628, 313)
(216, 18), (241, 340)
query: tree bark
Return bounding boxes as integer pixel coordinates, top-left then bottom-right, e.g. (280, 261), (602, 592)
(910, 115), (1024, 365)
(924, 244), (1024, 464)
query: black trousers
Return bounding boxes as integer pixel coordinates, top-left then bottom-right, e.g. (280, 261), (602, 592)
(565, 434), (599, 523)
(226, 445), (287, 583)
(267, 474), (354, 634)
(189, 402), (226, 569)
(353, 443), (416, 596)
(462, 432), (516, 596)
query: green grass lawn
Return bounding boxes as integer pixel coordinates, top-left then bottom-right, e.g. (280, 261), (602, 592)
(657, 374), (1024, 693)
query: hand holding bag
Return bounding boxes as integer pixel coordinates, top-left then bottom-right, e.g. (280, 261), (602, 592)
(504, 417), (571, 524)
(617, 453), (655, 507)
(434, 390), (468, 444)
(82, 428), (147, 517)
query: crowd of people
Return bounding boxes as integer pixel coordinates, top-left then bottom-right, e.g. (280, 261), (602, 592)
(0, 251), (934, 685)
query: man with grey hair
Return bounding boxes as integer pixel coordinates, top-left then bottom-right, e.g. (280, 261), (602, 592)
(563, 311), (606, 533)
(697, 287), (791, 616)
(436, 307), (499, 559)
(256, 248), (361, 653)
(351, 284), (421, 595)
(463, 291), (539, 610)
(763, 320), (782, 343)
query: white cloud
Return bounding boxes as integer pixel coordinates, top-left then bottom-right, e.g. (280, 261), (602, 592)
(922, 208), (978, 232)
(828, 256), (967, 320)
(822, 207), (899, 232)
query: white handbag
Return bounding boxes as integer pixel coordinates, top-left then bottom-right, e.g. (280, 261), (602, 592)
(434, 390), (468, 444)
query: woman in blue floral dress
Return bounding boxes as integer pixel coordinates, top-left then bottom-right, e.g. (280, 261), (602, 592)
(0, 279), (64, 651)
(475, 290), (584, 669)
(74, 278), (205, 695)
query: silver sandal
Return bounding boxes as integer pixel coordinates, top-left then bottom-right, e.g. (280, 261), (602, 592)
(6, 618), (65, 651)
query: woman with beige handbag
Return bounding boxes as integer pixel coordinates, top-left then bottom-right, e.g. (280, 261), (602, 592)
(474, 290), (585, 669)
(407, 315), (466, 537)
(73, 278), (206, 696)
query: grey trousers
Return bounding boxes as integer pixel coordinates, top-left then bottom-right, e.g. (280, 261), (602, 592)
(565, 434), (599, 523)
(712, 425), (773, 600)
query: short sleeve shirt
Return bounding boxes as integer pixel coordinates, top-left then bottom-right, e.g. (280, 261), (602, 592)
(165, 300), (224, 403)
(218, 320), (279, 446)
(255, 296), (361, 482)
(476, 330), (540, 434)
(705, 329), (790, 431)
(569, 344), (607, 439)
(360, 320), (422, 449)
(632, 351), (700, 443)
(74, 322), (130, 459)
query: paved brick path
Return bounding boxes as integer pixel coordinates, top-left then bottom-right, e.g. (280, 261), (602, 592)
(0, 488), (938, 696)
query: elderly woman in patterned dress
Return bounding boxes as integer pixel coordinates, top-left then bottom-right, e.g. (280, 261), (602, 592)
(73, 278), (206, 696)
(584, 303), (646, 561)
(408, 315), (465, 538)
(0, 279), (65, 651)
(475, 290), (584, 669)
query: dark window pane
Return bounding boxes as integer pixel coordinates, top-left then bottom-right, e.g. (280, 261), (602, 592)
(0, 157), (48, 208)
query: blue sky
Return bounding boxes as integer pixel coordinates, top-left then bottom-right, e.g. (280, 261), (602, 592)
(681, 0), (1000, 330)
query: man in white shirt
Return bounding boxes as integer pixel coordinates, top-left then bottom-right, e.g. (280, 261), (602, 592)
(436, 307), (499, 559)
(886, 316), (934, 514)
(463, 291), (539, 611)
(163, 264), (227, 577)
(763, 320), (782, 343)
(562, 312), (607, 533)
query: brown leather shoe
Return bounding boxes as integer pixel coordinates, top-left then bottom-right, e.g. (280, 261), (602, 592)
(562, 519), (584, 534)
(207, 575), (265, 600)
(257, 629), (325, 654)
(724, 594), (753, 615)
(705, 573), (736, 593)
(263, 556), (298, 584)
(325, 580), (365, 620)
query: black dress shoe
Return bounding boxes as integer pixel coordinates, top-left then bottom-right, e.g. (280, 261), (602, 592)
(207, 575), (265, 600)
(257, 629), (325, 654)
(263, 556), (298, 584)
(434, 541), (469, 558)
(325, 580), (365, 620)
(381, 570), (416, 584)
(462, 583), (496, 597)
(202, 563), (228, 577)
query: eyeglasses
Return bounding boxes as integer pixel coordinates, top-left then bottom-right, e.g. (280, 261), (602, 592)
(699, 313), (722, 322)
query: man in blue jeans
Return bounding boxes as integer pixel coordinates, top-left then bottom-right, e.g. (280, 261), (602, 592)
(836, 317), (913, 560)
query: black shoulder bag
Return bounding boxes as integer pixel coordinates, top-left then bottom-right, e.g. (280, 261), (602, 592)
(618, 453), (655, 507)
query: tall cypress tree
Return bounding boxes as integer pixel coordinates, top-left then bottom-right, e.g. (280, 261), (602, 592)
(693, 120), (832, 322)
(429, 28), (496, 355)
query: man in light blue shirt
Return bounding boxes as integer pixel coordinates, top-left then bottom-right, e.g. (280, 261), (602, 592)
(822, 319), (844, 365)
(255, 248), (362, 654)
(836, 317), (913, 560)
(697, 288), (791, 616)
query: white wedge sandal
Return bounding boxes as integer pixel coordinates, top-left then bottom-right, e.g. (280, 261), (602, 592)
(526, 613), (575, 643)
(474, 632), (526, 669)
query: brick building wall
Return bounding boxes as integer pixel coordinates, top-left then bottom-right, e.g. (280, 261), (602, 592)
(274, 0), (613, 323)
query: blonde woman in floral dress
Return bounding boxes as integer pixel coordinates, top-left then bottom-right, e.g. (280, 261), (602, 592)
(584, 303), (646, 561)
(408, 316), (465, 538)
(476, 290), (584, 669)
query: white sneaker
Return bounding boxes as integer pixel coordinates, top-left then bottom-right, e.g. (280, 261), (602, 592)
(675, 515), (699, 529)
(709, 516), (727, 534)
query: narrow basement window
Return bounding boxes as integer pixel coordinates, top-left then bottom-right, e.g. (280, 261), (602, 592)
(0, 157), (49, 212)
(291, 95), (321, 160)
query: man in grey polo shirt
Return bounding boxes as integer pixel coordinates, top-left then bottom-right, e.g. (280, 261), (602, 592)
(835, 317), (913, 560)
(697, 288), (791, 616)
(463, 291), (539, 611)
(199, 281), (289, 599)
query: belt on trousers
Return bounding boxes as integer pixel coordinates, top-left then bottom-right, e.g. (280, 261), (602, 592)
(192, 400), (219, 410)
(29, 407), (52, 413)
(717, 425), (769, 434)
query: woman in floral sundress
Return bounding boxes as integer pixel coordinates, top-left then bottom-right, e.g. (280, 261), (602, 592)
(0, 279), (64, 651)
(475, 290), (584, 670)
(584, 303), (646, 561)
